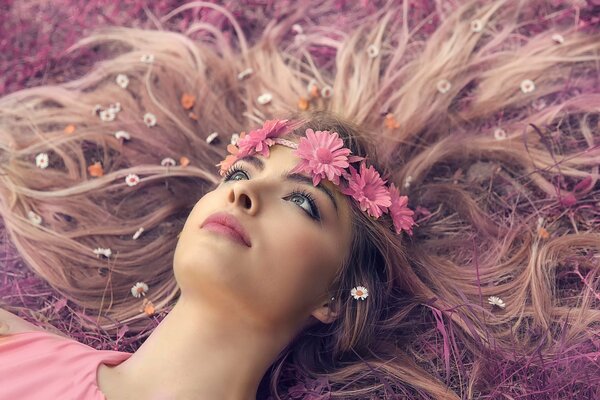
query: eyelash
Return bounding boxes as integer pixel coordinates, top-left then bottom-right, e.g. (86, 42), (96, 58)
(222, 164), (321, 221)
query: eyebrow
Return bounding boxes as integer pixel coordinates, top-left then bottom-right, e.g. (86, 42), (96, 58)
(236, 155), (339, 214)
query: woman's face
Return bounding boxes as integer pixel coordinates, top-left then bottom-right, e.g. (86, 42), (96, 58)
(173, 142), (353, 330)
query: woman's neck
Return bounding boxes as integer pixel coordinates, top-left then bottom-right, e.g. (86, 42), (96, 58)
(97, 295), (297, 400)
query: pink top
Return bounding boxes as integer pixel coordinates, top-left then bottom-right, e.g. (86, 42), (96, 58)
(0, 330), (132, 400)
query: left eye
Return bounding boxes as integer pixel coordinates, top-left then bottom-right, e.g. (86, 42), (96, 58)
(222, 164), (321, 221)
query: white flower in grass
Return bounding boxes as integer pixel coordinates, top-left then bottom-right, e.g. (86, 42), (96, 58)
(161, 157), (176, 167)
(27, 211), (42, 225)
(93, 247), (112, 258)
(437, 79), (451, 94)
(487, 296), (506, 308)
(143, 112), (157, 127)
(367, 44), (379, 58)
(470, 19), (484, 32)
(140, 54), (155, 64)
(494, 128), (507, 141)
(257, 93), (273, 105)
(35, 153), (49, 169)
(115, 130), (131, 141)
(132, 227), (144, 240)
(350, 286), (369, 300)
(206, 132), (219, 144)
(230, 133), (240, 145)
(99, 109), (116, 122)
(404, 175), (413, 189)
(125, 173), (140, 186)
(306, 79), (318, 95)
(520, 79), (535, 94)
(116, 74), (129, 89)
(552, 34), (564, 44)
(130, 282), (149, 298)
(237, 68), (253, 80)
(291, 24), (303, 34)
(320, 85), (333, 98)
(108, 102), (121, 114)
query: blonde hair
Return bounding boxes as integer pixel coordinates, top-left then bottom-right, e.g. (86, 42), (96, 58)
(1, 0), (599, 398)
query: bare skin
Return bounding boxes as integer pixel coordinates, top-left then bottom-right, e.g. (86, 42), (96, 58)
(97, 143), (353, 400)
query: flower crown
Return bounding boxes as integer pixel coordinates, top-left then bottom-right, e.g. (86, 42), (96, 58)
(216, 119), (416, 236)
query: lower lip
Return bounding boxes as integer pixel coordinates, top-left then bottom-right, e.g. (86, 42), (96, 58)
(202, 222), (249, 247)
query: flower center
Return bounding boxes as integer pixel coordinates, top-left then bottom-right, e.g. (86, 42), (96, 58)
(316, 147), (333, 163)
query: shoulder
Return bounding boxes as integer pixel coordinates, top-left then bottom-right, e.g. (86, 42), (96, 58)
(0, 307), (48, 335)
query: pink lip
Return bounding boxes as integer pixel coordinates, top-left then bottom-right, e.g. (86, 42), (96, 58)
(200, 212), (252, 247)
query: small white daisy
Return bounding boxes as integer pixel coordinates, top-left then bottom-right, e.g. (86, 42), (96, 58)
(27, 211), (42, 225)
(108, 102), (121, 114)
(487, 296), (506, 308)
(551, 34), (564, 44)
(35, 153), (49, 169)
(437, 79), (451, 94)
(306, 79), (318, 95)
(230, 133), (240, 145)
(206, 132), (219, 144)
(257, 93), (273, 105)
(143, 112), (157, 127)
(291, 23), (303, 34)
(403, 175), (413, 189)
(470, 19), (484, 33)
(125, 173), (140, 186)
(132, 227), (145, 240)
(320, 85), (333, 98)
(130, 282), (149, 298)
(351, 286), (369, 300)
(140, 54), (155, 64)
(114, 130), (131, 141)
(520, 79), (535, 94)
(99, 109), (116, 122)
(161, 157), (176, 167)
(367, 44), (379, 58)
(494, 128), (507, 141)
(237, 67), (254, 80)
(93, 247), (112, 258)
(115, 74), (129, 89)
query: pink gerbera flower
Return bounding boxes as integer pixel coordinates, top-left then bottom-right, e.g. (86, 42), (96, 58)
(290, 129), (357, 186)
(388, 183), (416, 235)
(341, 162), (391, 218)
(236, 119), (289, 158)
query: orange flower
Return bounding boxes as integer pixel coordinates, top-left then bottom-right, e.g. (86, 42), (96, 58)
(87, 161), (104, 177)
(538, 227), (550, 239)
(298, 97), (309, 111)
(179, 156), (190, 167)
(385, 113), (400, 129)
(141, 298), (155, 316)
(181, 93), (196, 110)
(64, 124), (76, 134)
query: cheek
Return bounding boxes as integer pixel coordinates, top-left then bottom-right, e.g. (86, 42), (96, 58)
(263, 224), (337, 299)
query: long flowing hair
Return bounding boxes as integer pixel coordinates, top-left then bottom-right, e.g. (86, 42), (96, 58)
(0, 1), (598, 398)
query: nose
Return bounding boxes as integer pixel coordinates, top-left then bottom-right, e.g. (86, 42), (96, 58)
(228, 181), (258, 214)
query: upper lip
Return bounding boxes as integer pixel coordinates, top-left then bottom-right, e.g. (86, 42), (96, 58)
(200, 212), (252, 247)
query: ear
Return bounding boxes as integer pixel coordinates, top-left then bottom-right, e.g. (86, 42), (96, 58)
(310, 299), (339, 324)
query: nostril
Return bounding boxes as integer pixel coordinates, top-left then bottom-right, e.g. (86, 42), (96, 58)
(242, 193), (252, 209)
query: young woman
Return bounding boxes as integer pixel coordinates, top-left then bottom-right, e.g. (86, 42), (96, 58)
(0, 1), (598, 399)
